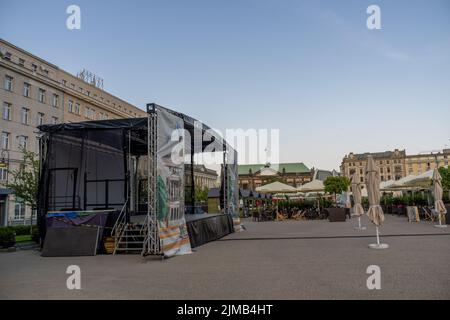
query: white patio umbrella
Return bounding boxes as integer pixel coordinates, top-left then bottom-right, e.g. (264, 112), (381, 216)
(365, 156), (388, 249)
(408, 170), (434, 188)
(256, 181), (297, 221)
(351, 172), (366, 230)
(297, 179), (325, 193)
(432, 168), (447, 228)
(256, 181), (298, 194)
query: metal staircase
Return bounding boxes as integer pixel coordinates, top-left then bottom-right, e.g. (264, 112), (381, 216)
(112, 108), (161, 256)
(113, 222), (146, 254)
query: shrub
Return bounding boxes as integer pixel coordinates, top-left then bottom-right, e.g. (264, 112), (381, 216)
(0, 227), (16, 248)
(11, 225), (32, 236)
(31, 227), (40, 244)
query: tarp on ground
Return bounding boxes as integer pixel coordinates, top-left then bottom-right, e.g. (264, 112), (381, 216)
(186, 214), (233, 248)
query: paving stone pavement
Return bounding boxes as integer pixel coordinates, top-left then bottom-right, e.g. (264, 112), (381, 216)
(0, 215), (449, 299)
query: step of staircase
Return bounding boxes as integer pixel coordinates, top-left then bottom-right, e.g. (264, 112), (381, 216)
(113, 223), (147, 254)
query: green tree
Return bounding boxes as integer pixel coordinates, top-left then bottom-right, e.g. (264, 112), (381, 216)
(6, 148), (39, 230)
(195, 186), (209, 203)
(323, 176), (350, 205)
(438, 166), (450, 201)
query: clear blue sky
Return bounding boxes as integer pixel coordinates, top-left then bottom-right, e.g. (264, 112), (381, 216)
(1, 0), (449, 170)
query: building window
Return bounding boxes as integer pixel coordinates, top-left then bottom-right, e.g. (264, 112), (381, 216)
(52, 94), (59, 108)
(75, 103), (80, 115)
(3, 52), (12, 60)
(32, 63), (37, 72)
(18, 58), (25, 66)
(37, 112), (45, 126)
(18, 135), (28, 150)
(23, 82), (30, 97)
(1, 132), (10, 149)
(51, 116), (58, 124)
(98, 112), (108, 120)
(38, 88), (46, 103)
(21, 108), (29, 125)
(14, 199), (26, 221)
(0, 167), (7, 181)
(68, 100), (74, 113)
(35, 137), (40, 154)
(4, 75), (13, 91)
(2, 102), (12, 120)
(85, 107), (96, 120)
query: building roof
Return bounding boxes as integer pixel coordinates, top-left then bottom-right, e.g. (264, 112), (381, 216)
(238, 162), (310, 175)
(207, 187), (220, 198)
(185, 164), (218, 177)
(344, 150), (406, 161)
(314, 169), (339, 181)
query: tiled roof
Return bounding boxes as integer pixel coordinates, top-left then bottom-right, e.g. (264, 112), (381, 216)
(238, 163), (310, 175)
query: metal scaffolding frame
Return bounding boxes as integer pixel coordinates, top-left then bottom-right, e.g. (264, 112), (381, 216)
(142, 105), (161, 256)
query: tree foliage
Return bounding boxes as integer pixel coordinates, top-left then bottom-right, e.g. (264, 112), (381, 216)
(439, 166), (450, 201)
(323, 176), (350, 202)
(6, 148), (39, 209)
(195, 186), (209, 203)
(438, 167), (450, 191)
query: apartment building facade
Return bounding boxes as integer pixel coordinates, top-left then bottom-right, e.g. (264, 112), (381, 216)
(340, 148), (450, 184)
(0, 39), (146, 226)
(405, 149), (450, 175)
(340, 149), (406, 183)
(238, 162), (313, 189)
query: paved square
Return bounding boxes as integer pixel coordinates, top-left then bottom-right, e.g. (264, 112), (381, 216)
(0, 215), (449, 299)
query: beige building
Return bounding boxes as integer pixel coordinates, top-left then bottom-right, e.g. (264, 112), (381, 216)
(185, 164), (219, 190)
(238, 162), (313, 189)
(405, 149), (450, 176)
(341, 148), (450, 183)
(340, 149), (406, 183)
(0, 39), (146, 226)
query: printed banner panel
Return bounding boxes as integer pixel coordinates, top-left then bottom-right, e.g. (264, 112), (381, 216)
(156, 107), (192, 257)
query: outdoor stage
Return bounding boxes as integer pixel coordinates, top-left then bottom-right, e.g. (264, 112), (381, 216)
(36, 103), (241, 258)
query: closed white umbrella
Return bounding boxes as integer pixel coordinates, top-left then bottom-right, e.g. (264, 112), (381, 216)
(365, 156), (388, 249)
(351, 172), (366, 230)
(432, 168), (447, 228)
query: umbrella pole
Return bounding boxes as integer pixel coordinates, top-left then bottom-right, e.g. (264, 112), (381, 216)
(358, 217), (361, 229)
(376, 227), (380, 245)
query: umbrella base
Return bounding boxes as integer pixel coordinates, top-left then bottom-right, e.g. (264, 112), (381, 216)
(433, 224), (447, 228)
(354, 226), (367, 230)
(368, 243), (389, 249)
